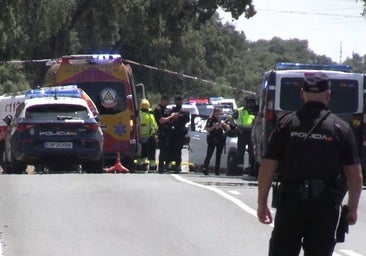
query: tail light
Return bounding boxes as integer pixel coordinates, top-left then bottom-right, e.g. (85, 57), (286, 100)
(265, 109), (273, 121)
(17, 124), (35, 132)
(83, 123), (99, 131)
(351, 115), (361, 128)
(130, 117), (134, 134)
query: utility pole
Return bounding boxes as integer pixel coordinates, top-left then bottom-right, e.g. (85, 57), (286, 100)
(339, 41), (342, 64)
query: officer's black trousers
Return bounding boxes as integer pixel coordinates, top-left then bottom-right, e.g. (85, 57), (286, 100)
(237, 128), (254, 165)
(158, 137), (169, 172)
(269, 203), (339, 256)
(203, 141), (224, 173)
(168, 136), (185, 171)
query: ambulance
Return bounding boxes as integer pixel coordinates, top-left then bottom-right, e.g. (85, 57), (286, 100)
(43, 54), (142, 170)
(0, 92), (26, 153)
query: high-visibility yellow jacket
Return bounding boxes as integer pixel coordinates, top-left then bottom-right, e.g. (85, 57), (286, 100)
(140, 109), (158, 138)
(237, 107), (255, 127)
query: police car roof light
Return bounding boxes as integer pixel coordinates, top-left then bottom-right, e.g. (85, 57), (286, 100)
(275, 62), (352, 73)
(60, 54), (123, 64)
(189, 98), (210, 104)
(25, 86), (82, 99)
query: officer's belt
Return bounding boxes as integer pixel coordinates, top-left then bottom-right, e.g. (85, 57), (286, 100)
(282, 179), (327, 201)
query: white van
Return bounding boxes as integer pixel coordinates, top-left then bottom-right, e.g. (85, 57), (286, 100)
(252, 62), (366, 179)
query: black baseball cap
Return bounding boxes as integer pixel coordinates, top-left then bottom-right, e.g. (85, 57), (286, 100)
(303, 72), (331, 93)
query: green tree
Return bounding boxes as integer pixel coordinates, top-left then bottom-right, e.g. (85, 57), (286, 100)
(343, 53), (366, 73)
(0, 64), (31, 94)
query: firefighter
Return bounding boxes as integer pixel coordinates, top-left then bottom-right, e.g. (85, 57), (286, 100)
(136, 99), (158, 171)
(257, 72), (363, 255)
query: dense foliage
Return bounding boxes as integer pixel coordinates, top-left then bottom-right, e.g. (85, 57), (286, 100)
(0, 0), (365, 102)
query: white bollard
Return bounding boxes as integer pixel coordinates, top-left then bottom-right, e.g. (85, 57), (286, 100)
(243, 145), (249, 171)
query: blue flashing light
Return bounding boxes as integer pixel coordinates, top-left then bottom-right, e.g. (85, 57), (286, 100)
(275, 62), (352, 73)
(26, 85), (82, 99)
(92, 54), (121, 61)
(210, 97), (224, 101)
(61, 54), (123, 64)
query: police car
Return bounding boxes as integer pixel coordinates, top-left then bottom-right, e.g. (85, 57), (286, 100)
(2, 87), (104, 174)
(188, 114), (248, 175)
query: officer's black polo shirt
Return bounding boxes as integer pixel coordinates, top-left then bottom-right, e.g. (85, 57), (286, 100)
(264, 102), (359, 179)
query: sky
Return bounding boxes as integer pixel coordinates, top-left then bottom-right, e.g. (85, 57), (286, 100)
(218, 0), (366, 63)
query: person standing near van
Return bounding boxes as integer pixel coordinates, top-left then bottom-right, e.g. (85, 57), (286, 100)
(232, 96), (256, 169)
(168, 96), (190, 173)
(154, 95), (179, 173)
(257, 72), (363, 255)
(202, 107), (231, 175)
(138, 99), (158, 171)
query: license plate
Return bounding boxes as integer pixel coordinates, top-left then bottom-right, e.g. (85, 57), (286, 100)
(44, 142), (73, 149)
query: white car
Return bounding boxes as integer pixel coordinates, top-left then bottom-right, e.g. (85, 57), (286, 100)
(188, 115), (248, 175)
(167, 103), (200, 128)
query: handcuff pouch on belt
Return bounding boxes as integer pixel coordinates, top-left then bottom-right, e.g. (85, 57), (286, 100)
(272, 179), (325, 208)
(271, 176), (346, 208)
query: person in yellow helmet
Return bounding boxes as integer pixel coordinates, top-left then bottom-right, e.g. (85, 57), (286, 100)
(138, 99), (158, 171)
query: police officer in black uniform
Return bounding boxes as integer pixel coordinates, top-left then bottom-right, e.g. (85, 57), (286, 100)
(168, 96), (190, 173)
(153, 95), (179, 173)
(257, 72), (363, 255)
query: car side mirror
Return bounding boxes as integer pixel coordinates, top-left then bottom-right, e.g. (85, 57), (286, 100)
(3, 114), (13, 126)
(94, 115), (101, 123)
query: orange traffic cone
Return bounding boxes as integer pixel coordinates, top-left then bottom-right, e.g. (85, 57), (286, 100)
(105, 152), (129, 173)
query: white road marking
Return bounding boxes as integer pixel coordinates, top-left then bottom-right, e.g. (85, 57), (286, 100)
(228, 190), (241, 195)
(171, 174), (274, 227)
(339, 249), (364, 256)
(172, 175), (364, 256)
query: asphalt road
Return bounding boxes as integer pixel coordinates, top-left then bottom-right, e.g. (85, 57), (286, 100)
(0, 147), (365, 256)
(0, 172), (365, 256)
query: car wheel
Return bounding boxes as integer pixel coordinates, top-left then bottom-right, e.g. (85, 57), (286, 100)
(83, 155), (104, 173)
(0, 142), (5, 172)
(227, 152), (240, 176)
(123, 157), (134, 173)
(2, 151), (12, 174)
(10, 153), (27, 174)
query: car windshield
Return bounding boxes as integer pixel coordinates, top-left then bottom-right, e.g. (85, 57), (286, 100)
(196, 104), (214, 116)
(68, 82), (127, 115)
(26, 104), (89, 120)
(279, 77), (358, 114)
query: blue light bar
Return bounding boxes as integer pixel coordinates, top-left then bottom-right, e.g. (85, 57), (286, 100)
(92, 54), (121, 61)
(61, 54), (123, 64)
(26, 85), (82, 99)
(275, 62), (352, 73)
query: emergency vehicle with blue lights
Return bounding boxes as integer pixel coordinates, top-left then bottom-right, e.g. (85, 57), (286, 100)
(2, 87), (104, 173)
(43, 54), (142, 170)
(252, 62), (366, 180)
(0, 86), (97, 156)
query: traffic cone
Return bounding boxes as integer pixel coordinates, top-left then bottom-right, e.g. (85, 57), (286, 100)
(105, 152), (129, 173)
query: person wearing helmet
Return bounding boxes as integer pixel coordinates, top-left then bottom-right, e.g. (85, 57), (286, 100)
(137, 99), (158, 172)
(257, 72), (363, 255)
